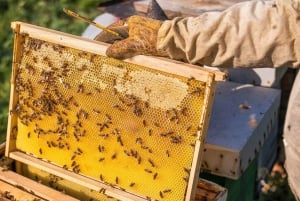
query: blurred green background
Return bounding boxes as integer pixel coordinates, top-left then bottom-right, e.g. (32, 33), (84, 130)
(0, 0), (108, 142)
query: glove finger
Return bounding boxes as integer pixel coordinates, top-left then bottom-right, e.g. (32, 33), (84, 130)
(106, 37), (144, 59)
(94, 20), (129, 43)
(94, 26), (129, 44)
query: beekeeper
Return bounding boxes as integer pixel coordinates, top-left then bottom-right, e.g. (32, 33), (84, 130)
(104, 0), (300, 200)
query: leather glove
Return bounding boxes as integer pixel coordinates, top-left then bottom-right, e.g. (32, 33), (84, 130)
(94, 19), (129, 44)
(105, 15), (167, 60)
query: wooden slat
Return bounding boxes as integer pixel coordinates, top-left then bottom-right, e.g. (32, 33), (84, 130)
(0, 180), (46, 201)
(10, 21), (226, 82)
(0, 142), (5, 155)
(196, 179), (227, 201)
(5, 23), (22, 157)
(186, 73), (216, 201)
(9, 151), (150, 201)
(134, 0), (246, 17)
(0, 166), (79, 201)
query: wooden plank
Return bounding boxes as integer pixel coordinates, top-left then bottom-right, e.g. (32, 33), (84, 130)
(0, 180), (46, 201)
(134, 0), (249, 17)
(10, 21), (226, 82)
(0, 142), (5, 155)
(196, 179), (227, 201)
(0, 166), (79, 201)
(186, 73), (215, 200)
(9, 151), (149, 201)
(5, 23), (22, 157)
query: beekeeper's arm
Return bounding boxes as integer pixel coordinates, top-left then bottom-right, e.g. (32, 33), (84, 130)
(106, 0), (300, 68)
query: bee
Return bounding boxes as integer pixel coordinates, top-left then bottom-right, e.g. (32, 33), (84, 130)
(93, 109), (101, 114)
(105, 114), (112, 120)
(78, 52), (88, 57)
(73, 102), (79, 107)
(98, 145), (105, 152)
(51, 141), (57, 147)
(94, 87), (101, 93)
(163, 189), (171, 193)
(144, 169), (152, 174)
(154, 122), (160, 128)
(112, 79), (117, 86)
(190, 87), (202, 96)
(159, 191), (164, 198)
(116, 63), (123, 68)
(78, 64), (88, 71)
(187, 76), (195, 82)
(46, 141), (51, 148)
(148, 129), (153, 136)
(117, 136), (123, 146)
(137, 156), (142, 164)
(133, 105), (143, 116)
(144, 101), (149, 108)
(111, 153), (117, 159)
(141, 145), (149, 150)
(148, 158), (155, 167)
(113, 104), (125, 111)
(129, 182), (135, 187)
(115, 177), (119, 184)
(153, 172), (158, 180)
(135, 137), (143, 144)
(99, 157), (105, 162)
(197, 126), (202, 131)
(71, 161), (77, 167)
(39, 148), (42, 154)
(77, 83), (84, 93)
(184, 167), (190, 174)
(25, 63), (35, 75)
(99, 174), (104, 181)
(90, 54), (96, 63)
(112, 88), (118, 95)
(186, 125), (192, 131)
(77, 148), (83, 154)
(166, 150), (170, 157)
(142, 120), (147, 127)
(99, 188), (106, 194)
(27, 132), (31, 138)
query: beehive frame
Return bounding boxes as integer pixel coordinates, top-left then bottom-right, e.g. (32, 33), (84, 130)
(6, 21), (217, 201)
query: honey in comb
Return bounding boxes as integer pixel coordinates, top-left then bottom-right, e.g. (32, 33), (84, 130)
(13, 35), (207, 201)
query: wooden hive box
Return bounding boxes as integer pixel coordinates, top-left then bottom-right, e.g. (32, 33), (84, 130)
(5, 21), (222, 201)
(0, 162), (227, 201)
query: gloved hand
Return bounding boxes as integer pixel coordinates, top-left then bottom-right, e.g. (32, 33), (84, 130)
(94, 19), (129, 44)
(105, 15), (168, 60)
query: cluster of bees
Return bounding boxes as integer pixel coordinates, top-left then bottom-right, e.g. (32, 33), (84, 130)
(11, 35), (207, 200)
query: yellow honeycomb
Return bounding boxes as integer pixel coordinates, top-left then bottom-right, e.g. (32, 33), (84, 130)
(12, 35), (207, 201)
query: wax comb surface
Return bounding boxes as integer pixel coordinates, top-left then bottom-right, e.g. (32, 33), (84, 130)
(7, 22), (216, 201)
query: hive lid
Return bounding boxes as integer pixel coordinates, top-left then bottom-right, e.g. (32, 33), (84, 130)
(6, 21), (216, 201)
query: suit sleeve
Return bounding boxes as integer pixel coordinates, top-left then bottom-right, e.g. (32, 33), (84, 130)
(157, 0), (300, 68)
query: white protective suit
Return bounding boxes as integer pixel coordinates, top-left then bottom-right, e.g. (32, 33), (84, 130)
(157, 0), (300, 199)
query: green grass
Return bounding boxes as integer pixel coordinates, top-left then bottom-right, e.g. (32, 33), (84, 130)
(0, 0), (109, 142)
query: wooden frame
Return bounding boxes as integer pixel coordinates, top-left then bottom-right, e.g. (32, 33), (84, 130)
(0, 166), (79, 201)
(6, 21), (218, 201)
